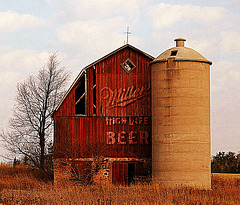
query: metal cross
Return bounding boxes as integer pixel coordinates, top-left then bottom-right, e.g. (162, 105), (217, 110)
(124, 26), (131, 44)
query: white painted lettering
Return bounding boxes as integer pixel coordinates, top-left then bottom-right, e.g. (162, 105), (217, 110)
(118, 131), (127, 144)
(106, 132), (116, 144)
(129, 131), (137, 144)
(115, 117), (121, 124)
(101, 83), (150, 108)
(106, 131), (150, 145)
(140, 131), (149, 144)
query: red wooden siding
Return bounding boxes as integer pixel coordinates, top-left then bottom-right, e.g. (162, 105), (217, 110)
(112, 163), (128, 185)
(97, 47), (151, 117)
(54, 46), (152, 118)
(54, 116), (151, 159)
(53, 45), (153, 184)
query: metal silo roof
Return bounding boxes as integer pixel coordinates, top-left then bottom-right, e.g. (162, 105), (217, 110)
(152, 38), (212, 65)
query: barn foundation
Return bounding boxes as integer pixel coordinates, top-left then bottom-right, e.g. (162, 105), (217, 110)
(54, 157), (151, 185)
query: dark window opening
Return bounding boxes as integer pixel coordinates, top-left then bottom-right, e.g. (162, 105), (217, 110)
(93, 66), (96, 85)
(128, 163), (135, 185)
(76, 95), (85, 114)
(93, 67), (96, 115)
(126, 60), (135, 69)
(93, 87), (96, 115)
(75, 75), (86, 115)
(75, 77), (85, 101)
(93, 104), (96, 115)
(121, 58), (136, 73)
(170, 50), (178, 56)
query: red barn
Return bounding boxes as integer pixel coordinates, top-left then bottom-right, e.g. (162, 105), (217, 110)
(53, 44), (154, 185)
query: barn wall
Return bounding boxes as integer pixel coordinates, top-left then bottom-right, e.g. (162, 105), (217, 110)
(54, 47), (152, 117)
(53, 46), (153, 184)
(96, 47), (151, 117)
(54, 116), (151, 159)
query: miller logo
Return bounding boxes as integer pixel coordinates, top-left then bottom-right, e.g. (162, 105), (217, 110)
(101, 83), (150, 107)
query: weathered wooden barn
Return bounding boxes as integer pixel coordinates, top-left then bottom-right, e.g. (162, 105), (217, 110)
(53, 44), (154, 185)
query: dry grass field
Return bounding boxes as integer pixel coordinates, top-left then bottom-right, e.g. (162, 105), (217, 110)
(0, 164), (239, 204)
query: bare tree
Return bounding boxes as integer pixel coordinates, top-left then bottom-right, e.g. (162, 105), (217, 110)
(1, 53), (70, 175)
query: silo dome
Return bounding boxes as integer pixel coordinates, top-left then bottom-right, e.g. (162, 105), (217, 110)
(153, 38), (212, 64)
(151, 38), (212, 189)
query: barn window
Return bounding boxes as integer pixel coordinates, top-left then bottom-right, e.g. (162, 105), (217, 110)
(75, 74), (86, 115)
(170, 50), (178, 56)
(93, 66), (96, 115)
(121, 58), (136, 73)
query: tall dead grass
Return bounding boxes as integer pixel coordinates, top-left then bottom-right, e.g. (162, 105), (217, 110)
(0, 164), (239, 204)
(0, 163), (51, 191)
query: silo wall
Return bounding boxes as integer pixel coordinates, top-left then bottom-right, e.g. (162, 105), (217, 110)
(151, 58), (211, 189)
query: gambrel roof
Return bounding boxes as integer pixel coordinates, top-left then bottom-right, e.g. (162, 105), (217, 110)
(54, 44), (154, 113)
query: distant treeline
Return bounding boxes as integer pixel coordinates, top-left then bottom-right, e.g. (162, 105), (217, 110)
(211, 151), (240, 173)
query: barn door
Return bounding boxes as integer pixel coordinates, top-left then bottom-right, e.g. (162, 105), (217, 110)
(112, 162), (136, 185)
(112, 163), (128, 185)
(128, 163), (135, 185)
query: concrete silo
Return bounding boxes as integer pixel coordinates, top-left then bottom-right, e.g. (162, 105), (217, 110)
(151, 38), (212, 189)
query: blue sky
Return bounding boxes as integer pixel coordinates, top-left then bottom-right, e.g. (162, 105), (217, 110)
(0, 0), (240, 160)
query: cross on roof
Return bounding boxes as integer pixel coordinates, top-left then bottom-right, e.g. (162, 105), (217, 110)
(124, 26), (131, 44)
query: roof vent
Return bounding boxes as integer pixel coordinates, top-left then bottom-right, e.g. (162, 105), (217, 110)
(175, 38), (186, 47)
(170, 50), (178, 56)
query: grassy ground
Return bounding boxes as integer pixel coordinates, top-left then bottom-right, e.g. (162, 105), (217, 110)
(0, 164), (239, 204)
(212, 173), (240, 179)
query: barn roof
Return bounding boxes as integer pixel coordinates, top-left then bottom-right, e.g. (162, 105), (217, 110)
(54, 44), (155, 113)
